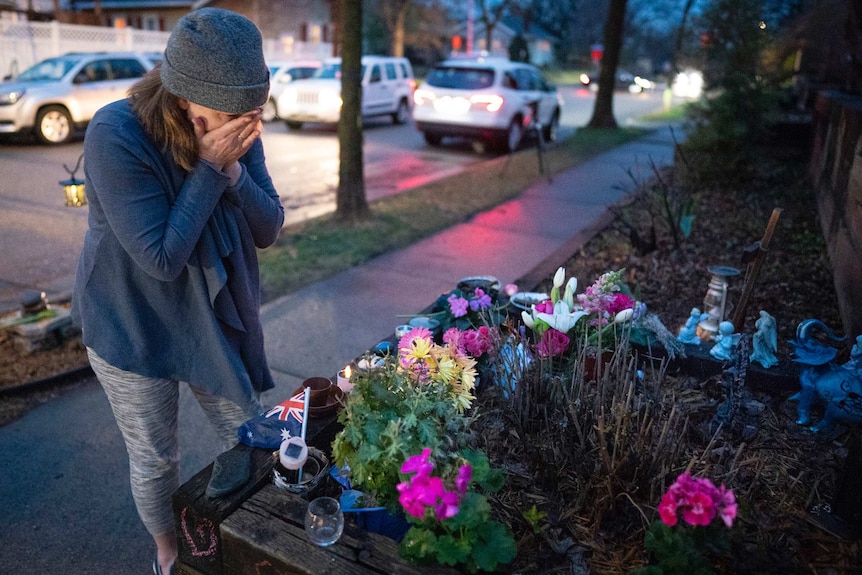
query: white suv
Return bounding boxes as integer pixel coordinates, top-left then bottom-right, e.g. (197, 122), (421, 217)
(412, 56), (563, 153)
(0, 51), (159, 144)
(276, 56), (415, 130)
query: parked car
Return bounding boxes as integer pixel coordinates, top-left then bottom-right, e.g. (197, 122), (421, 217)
(412, 56), (562, 153)
(275, 55), (415, 130)
(263, 59), (321, 122)
(579, 69), (655, 94)
(0, 51), (159, 144)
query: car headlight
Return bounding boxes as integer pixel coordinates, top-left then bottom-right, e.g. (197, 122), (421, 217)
(281, 87), (298, 104)
(319, 89), (342, 110)
(0, 89), (25, 105)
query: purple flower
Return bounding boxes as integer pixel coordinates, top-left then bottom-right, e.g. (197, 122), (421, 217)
(468, 288), (492, 311)
(448, 294), (469, 318)
(456, 464), (472, 495)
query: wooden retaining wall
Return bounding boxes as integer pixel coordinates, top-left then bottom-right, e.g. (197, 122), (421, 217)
(810, 90), (862, 339)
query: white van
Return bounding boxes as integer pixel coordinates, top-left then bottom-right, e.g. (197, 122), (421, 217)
(275, 55), (415, 130)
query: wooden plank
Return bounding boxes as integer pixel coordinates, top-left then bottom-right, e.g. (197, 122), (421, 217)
(221, 484), (462, 575)
(172, 415), (342, 574)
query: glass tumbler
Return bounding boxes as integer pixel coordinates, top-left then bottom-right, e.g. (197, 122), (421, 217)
(304, 496), (344, 547)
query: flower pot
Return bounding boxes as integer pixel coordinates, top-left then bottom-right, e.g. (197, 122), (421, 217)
(354, 507), (411, 542)
(584, 351), (614, 381)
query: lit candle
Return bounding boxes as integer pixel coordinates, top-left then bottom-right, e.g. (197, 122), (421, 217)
(337, 365), (354, 393)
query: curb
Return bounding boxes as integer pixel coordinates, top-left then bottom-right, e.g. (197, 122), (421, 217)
(0, 364), (94, 399)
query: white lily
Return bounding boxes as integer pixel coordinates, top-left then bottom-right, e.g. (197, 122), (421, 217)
(521, 310), (535, 328)
(614, 308), (635, 323)
(535, 300), (589, 333)
(553, 267), (566, 288)
(563, 277), (577, 309)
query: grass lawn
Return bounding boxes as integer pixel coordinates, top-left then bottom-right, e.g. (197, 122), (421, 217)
(257, 107), (685, 303)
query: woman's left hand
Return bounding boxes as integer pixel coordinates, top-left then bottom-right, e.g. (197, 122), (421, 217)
(194, 109), (263, 171)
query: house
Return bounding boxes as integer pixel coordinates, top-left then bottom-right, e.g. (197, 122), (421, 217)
(59, 0), (334, 59)
(449, 13), (555, 68)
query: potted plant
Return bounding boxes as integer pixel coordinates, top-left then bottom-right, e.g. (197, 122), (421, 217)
(331, 326), (517, 571)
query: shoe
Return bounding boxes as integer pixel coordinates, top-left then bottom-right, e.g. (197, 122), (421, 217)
(153, 556), (175, 575)
(205, 448), (252, 498)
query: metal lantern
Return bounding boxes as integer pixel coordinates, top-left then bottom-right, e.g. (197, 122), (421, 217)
(697, 265), (740, 341)
(61, 153), (86, 207)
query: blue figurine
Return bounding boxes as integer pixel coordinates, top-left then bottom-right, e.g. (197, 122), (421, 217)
(678, 307), (708, 344)
(709, 321), (738, 360)
(750, 310), (778, 368)
(789, 319), (862, 433)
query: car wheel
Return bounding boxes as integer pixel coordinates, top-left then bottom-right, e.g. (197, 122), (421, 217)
(543, 111), (560, 143)
(392, 99), (409, 125)
(286, 120), (304, 131)
(498, 119), (523, 154)
(262, 98), (277, 122)
(35, 105), (73, 144)
(423, 132), (443, 147)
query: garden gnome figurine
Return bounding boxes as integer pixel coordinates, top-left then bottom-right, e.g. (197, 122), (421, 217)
(750, 310), (779, 368)
(678, 307), (709, 344)
(710, 321), (738, 360)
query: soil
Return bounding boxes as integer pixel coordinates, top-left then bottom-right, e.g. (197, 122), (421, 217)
(470, 135), (860, 573)
(1, 128), (859, 572)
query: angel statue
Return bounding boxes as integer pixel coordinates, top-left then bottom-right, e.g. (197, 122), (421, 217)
(750, 310), (779, 368)
(678, 307), (709, 344)
(710, 321), (739, 360)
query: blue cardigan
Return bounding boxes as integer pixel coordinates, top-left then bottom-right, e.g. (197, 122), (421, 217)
(72, 99), (284, 408)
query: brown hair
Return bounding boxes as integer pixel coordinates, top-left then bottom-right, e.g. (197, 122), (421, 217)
(129, 67), (198, 171)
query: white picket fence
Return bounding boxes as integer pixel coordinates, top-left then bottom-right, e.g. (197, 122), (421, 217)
(1, 20), (333, 80)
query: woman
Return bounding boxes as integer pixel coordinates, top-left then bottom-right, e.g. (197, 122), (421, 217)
(71, 9), (283, 575)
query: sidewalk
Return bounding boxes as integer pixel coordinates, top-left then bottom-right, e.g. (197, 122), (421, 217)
(259, 124), (679, 405)
(0, 124), (680, 574)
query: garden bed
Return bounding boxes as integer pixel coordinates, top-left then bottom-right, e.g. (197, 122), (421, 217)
(465, 136), (859, 573)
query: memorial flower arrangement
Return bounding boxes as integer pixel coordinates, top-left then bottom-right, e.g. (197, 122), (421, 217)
(520, 267), (644, 358)
(332, 327), (480, 510)
(397, 448), (516, 573)
(632, 472), (738, 575)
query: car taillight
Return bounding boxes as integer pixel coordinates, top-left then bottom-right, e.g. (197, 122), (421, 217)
(414, 88), (435, 106)
(470, 94), (504, 112)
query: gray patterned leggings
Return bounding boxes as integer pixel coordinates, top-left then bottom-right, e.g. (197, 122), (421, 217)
(87, 348), (261, 536)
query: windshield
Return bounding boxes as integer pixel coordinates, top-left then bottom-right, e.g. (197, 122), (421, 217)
(17, 57), (81, 82)
(313, 62), (366, 80)
(425, 66), (495, 90)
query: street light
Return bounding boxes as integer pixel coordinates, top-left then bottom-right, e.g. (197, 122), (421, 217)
(60, 153), (86, 207)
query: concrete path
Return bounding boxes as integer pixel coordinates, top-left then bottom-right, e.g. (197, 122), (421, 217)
(0, 124), (680, 574)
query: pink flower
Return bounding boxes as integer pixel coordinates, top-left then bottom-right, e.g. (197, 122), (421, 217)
(435, 490), (460, 520)
(537, 328), (570, 357)
(658, 492), (679, 527)
(456, 464), (472, 496)
(504, 284), (519, 297)
(607, 293), (635, 315)
(448, 294), (469, 318)
(718, 487), (738, 527)
(401, 447), (434, 477)
(462, 326), (493, 358)
(658, 472), (737, 529)
(682, 491), (715, 526)
(534, 300), (554, 314)
(443, 328), (465, 354)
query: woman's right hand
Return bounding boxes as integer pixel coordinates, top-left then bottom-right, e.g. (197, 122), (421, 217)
(193, 109), (263, 172)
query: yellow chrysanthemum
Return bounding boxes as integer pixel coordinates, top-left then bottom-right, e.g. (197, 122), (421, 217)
(406, 334), (433, 361)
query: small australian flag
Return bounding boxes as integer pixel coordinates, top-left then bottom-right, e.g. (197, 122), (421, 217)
(237, 390), (305, 449)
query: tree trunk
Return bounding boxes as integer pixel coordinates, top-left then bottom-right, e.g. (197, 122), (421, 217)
(335, 0), (370, 221)
(389, 0), (408, 58)
(587, 0), (628, 129)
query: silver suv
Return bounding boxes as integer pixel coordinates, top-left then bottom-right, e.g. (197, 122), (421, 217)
(0, 52), (159, 144)
(412, 56), (562, 153)
(276, 56), (416, 130)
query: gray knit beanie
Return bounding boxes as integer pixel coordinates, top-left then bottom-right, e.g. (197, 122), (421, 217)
(161, 8), (269, 114)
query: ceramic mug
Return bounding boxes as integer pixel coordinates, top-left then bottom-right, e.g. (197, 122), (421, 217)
(302, 376), (332, 408)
